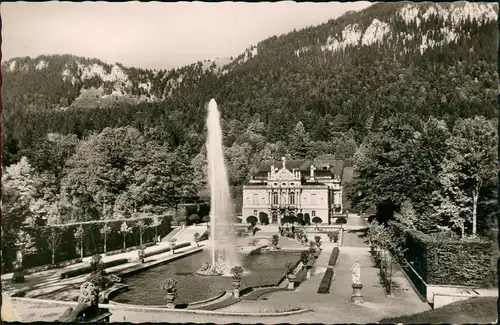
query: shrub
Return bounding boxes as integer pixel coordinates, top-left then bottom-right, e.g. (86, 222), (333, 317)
(314, 235), (322, 247)
(327, 231), (339, 243)
(160, 278), (178, 294)
(392, 222), (494, 287)
(137, 248), (145, 260)
(312, 217), (322, 227)
(230, 266), (244, 280)
(104, 242), (155, 257)
(335, 217), (347, 224)
(90, 254), (103, 271)
(328, 247), (340, 266)
(317, 268), (334, 294)
(246, 215), (258, 226)
(22, 257), (83, 275)
(236, 229), (247, 237)
(304, 213), (311, 225)
(189, 214), (200, 224)
(285, 262), (296, 275)
(300, 250), (314, 264)
(60, 258), (129, 279)
(142, 242), (191, 259)
(297, 213), (304, 225)
(259, 212), (269, 225)
(271, 234), (279, 248)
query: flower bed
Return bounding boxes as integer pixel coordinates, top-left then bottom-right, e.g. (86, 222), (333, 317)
(317, 268), (334, 294)
(60, 258), (129, 279)
(104, 242), (156, 257)
(328, 247), (340, 266)
(22, 257), (83, 275)
(142, 242), (191, 259)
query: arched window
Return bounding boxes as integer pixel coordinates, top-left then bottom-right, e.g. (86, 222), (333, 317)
(272, 192), (279, 205)
(289, 192), (295, 205)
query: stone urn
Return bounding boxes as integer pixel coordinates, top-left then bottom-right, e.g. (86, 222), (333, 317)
(306, 264), (313, 279)
(287, 273), (296, 290)
(165, 292), (177, 304)
(12, 255), (25, 283)
(232, 278), (241, 289)
(232, 279), (241, 298)
(160, 278), (178, 308)
(137, 248), (145, 263)
(350, 283), (364, 304)
(12, 265), (25, 283)
(230, 266), (244, 298)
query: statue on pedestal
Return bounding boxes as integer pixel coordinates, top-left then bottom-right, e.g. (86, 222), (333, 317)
(351, 260), (361, 285)
(350, 260), (364, 304)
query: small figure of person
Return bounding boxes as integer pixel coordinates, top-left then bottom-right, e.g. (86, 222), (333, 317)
(291, 225), (295, 233)
(157, 235), (161, 243)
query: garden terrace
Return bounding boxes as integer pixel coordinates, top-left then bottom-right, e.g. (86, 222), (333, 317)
(142, 242), (191, 259)
(60, 258), (129, 279)
(104, 242), (156, 257)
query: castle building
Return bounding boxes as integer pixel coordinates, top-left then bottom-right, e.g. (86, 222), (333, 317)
(242, 156), (344, 225)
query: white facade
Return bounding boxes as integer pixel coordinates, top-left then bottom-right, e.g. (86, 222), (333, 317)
(242, 157), (343, 225)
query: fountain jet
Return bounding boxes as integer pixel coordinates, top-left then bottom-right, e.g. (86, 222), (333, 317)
(197, 99), (240, 276)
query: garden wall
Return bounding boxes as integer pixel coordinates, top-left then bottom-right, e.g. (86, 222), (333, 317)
(391, 223), (494, 287)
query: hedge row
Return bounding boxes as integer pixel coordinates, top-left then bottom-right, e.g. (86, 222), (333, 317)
(104, 242), (156, 257)
(328, 247), (340, 266)
(60, 258), (129, 279)
(391, 222), (494, 287)
(23, 257), (83, 275)
(142, 242), (191, 259)
(317, 268), (334, 294)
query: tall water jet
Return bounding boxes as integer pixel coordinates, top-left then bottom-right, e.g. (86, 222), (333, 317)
(202, 98), (240, 275)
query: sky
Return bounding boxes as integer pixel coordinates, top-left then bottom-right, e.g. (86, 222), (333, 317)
(1, 1), (372, 70)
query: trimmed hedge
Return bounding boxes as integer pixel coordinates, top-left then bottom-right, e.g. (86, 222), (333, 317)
(142, 242), (191, 259)
(317, 268), (334, 294)
(391, 222), (494, 287)
(328, 247), (340, 266)
(60, 258), (129, 279)
(23, 257), (83, 275)
(104, 242), (156, 257)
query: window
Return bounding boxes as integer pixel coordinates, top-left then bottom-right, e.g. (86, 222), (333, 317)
(253, 210), (257, 216)
(312, 211), (316, 217)
(253, 194), (259, 205)
(282, 183), (286, 186)
(311, 193), (317, 205)
(290, 183), (294, 186)
(272, 192), (279, 205)
(289, 192), (295, 205)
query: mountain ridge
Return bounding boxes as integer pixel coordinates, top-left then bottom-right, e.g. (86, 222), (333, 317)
(2, 1), (498, 166)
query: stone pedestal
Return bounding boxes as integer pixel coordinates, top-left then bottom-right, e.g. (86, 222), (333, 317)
(287, 276), (296, 290)
(166, 302), (175, 309)
(12, 269), (25, 283)
(233, 289), (240, 298)
(350, 283), (364, 304)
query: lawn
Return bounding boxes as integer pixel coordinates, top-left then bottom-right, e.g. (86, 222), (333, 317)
(379, 297), (497, 324)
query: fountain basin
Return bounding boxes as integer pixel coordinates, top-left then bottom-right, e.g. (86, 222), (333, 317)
(112, 250), (301, 305)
